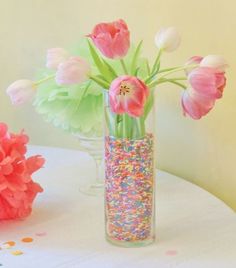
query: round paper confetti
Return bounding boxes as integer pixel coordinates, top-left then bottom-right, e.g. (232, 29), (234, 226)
(4, 241), (15, 247)
(21, 237), (33, 243)
(11, 250), (23, 256)
(35, 232), (47, 237)
(1, 244), (11, 249)
(166, 250), (178, 256)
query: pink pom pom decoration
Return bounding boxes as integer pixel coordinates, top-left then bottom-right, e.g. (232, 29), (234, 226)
(0, 123), (45, 220)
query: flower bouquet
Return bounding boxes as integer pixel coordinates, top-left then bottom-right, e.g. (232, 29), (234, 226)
(6, 19), (227, 247)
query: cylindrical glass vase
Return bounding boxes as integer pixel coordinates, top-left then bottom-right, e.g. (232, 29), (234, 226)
(104, 91), (156, 247)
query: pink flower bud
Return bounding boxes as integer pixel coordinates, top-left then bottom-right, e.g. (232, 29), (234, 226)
(109, 75), (149, 117)
(88, 19), (130, 59)
(200, 55), (228, 72)
(46, 48), (70, 69)
(6, 80), (36, 105)
(55, 57), (90, 85)
(155, 27), (181, 52)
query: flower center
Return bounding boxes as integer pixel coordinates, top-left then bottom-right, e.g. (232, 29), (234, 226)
(119, 82), (132, 96)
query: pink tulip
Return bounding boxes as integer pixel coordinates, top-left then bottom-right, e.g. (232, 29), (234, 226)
(109, 75), (149, 117)
(181, 87), (216, 119)
(46, 48), (69, 69)
(185, 56), (203, 74)
(88, 19), (130, 59)
(200, 55), (228, 72)
(55, 56), (90, 85)
(6, 79), (36, 105)
(188, 67), (226, 99)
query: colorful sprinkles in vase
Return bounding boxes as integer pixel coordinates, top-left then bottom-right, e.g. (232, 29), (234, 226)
(105, 134), (155, 242)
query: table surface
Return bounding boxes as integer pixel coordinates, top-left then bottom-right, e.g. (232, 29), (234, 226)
(0, 145), (236, 268)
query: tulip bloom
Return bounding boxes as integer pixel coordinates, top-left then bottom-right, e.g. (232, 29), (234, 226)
(55, 56), (90, 85)
(188, 67), (226, 99)
(109, 75), (149, 117)
(200, 55), (228, 72)
(6, 80), (36, 105)
(185, 56), (203, 75)
(155, 27), (181, 52)
(46, 48), (69, 69)
(88, 19), (130, 59)
(181, 87), (216, 119)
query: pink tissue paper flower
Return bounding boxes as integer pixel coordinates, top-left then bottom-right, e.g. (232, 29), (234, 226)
(109, 75), (149, 117)
(46, 48), (70, 69)
(6, 79), (36, 105)
(88, 19), (130, 59)
(55, 56), (90, 85)
(0, 123), (45, 220)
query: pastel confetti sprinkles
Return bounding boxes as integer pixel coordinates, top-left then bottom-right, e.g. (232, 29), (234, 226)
(105, 134), (155, 243)
(21, 237), (33, 243)
(11, 250), (23, 256)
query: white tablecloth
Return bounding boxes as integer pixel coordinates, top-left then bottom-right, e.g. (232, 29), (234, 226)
(0, 145), (235, 268)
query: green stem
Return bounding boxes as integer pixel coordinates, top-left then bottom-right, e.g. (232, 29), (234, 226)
(158, 66), (183, 73)
(158, 64), (198, 79)
(149, 77), (187, 89)
(151, 49), (162, 74)
(120, 59), (128, 74)
(89, 75), (110, 89)
(35, 74), (55, 85)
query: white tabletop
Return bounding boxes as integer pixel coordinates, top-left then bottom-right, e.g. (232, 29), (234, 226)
(0, 145), (235, 268)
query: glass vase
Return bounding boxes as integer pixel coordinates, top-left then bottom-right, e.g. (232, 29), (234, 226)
(104, 91), (156, 247)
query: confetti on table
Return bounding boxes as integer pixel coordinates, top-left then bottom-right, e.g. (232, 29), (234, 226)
(165, 250), (178, 256)
(11, 250), (23, 256)
(35, 232), (47, 237)
(21, 237), (33, 243)
(4, 241), (15, 247)
(105, 134), (154, 242)
(1, 244), (11, 249)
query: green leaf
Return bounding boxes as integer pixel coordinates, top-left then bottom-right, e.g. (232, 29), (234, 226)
(102, 59), (118, 79)
(130, 40), (143, 75)
(87, 40), (104, 73)
(89, 75), (109, 89)
(87, 40), (114, 83)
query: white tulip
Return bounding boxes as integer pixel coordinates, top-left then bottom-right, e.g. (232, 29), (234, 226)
(200, 55), (228, 72)
(6, 79), (36, 105)
(155, 27), (181, 52)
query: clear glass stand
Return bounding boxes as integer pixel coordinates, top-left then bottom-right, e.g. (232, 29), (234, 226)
(74, 135), (104, 196)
